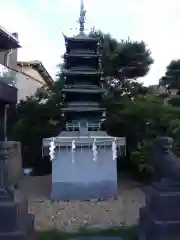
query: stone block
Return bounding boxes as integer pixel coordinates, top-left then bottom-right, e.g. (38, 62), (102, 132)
(145, 185), (180, 221)
(0, 189), (35, 239)
(0, 196), (29, 231)
(5, 141), (23, 186)
(139, 207), (180, 240)
(0, 213), (35, 239)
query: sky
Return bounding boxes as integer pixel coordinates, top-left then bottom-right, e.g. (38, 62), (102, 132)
(1, 0), (180, 86)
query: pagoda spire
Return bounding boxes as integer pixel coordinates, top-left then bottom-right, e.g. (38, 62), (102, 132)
(78, 0), (86, 34)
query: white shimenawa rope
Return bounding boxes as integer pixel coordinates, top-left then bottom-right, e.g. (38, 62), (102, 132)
(47, 137), (124, 144)
(112, 138), (117, 160)
(49, 138), (55, 161)
(92, 138), (98, 161)
(71, 140), (76, 164)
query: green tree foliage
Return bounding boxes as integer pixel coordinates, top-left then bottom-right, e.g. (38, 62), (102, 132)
(89, 30), (118, 77)
(89, 30), (154, 83)
(160, 59), (180, 89)
(104, 91), (180, 180)
(10, 80), (65, 172)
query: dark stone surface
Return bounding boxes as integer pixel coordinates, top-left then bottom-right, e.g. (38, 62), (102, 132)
(139, 207), (180, 240)
(152, 137), (180, 183)
(0, 143), (14, 200)
(145, 185), (180, 221)
(0, 213), (35, 239)
(51, 181), (118, 200)
(0, 188), (14, 201)
(138, 137), (180, 240)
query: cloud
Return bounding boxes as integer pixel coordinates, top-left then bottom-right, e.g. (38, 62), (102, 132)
(1, 0), (180, 85)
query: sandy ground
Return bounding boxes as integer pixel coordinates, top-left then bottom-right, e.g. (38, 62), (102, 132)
(17, 175), (145, 232)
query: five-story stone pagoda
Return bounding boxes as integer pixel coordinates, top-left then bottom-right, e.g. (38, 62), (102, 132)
(43, 0), (126, 201)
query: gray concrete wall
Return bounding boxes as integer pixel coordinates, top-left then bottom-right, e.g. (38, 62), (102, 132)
(51, 147), (118, 200)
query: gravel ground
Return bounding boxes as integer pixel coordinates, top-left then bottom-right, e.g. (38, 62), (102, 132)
(17, 175), (145, 232)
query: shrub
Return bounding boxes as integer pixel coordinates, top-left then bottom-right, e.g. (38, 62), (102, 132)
(130, 140), (154, 182)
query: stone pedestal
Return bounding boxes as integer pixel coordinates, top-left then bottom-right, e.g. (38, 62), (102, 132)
(50, 146), (118, 201)
(139, 183), (180, 240)
(43, 135), (126, 201)
(5, 141), (22, 186)
(0, 192), (35, 239)
(0, 142), (35, 239)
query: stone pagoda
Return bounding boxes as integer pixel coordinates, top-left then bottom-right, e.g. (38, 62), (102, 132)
(62, 0), (106, 135)
(43, 0), (126, 201)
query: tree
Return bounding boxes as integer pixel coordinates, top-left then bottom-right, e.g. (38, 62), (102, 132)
(160, 59), (180, 89)
(89, 30), (119, 77)
(112, 41), (153, 80)
(0, 69), (16, 86)
(104, 92), (178, 180)
(89, 30), (154, 85)
(10, 80), (65, 173)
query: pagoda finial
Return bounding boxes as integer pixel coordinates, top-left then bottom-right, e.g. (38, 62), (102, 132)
(78, 0), (86, 34)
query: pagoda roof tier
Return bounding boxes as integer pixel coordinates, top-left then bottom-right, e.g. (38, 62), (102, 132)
(62, 88), (106, 94)
(64, 84), (102, 89)
(64, 53), (100, 58)
(67, 49), (97, 54)
(65, 101), (101, 108)
(62, 106), (105, 112)
(64, 33), (99, 43)
(63, 70), (102, 76)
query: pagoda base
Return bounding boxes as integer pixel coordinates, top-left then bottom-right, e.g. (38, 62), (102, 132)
(51, 181), (118, 201)
(43, 134), (126, 201)
(50, 146), (118, 201)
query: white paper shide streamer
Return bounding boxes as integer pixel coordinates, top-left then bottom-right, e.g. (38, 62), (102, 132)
(49, 138), (56, 161)
(112, 137), (117, 160)
(71, 140), (76, 164)
(92, 138), (98, 161)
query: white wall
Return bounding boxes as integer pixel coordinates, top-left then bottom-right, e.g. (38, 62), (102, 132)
(16, 66), (46, 102)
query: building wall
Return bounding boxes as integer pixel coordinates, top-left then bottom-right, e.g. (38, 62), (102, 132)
(0, 33), (18, 70)
(51, 147), (118, 200)
(0, 49), (18, 70)
(16, 66), (46, 102)
(0, 50), (8, 66)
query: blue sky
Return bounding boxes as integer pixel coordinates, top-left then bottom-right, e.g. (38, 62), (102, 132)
(1, 0), (180, 85)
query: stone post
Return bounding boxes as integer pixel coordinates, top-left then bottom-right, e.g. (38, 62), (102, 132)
(0, 142), (35, 239)
(139, 137), (180, 240)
